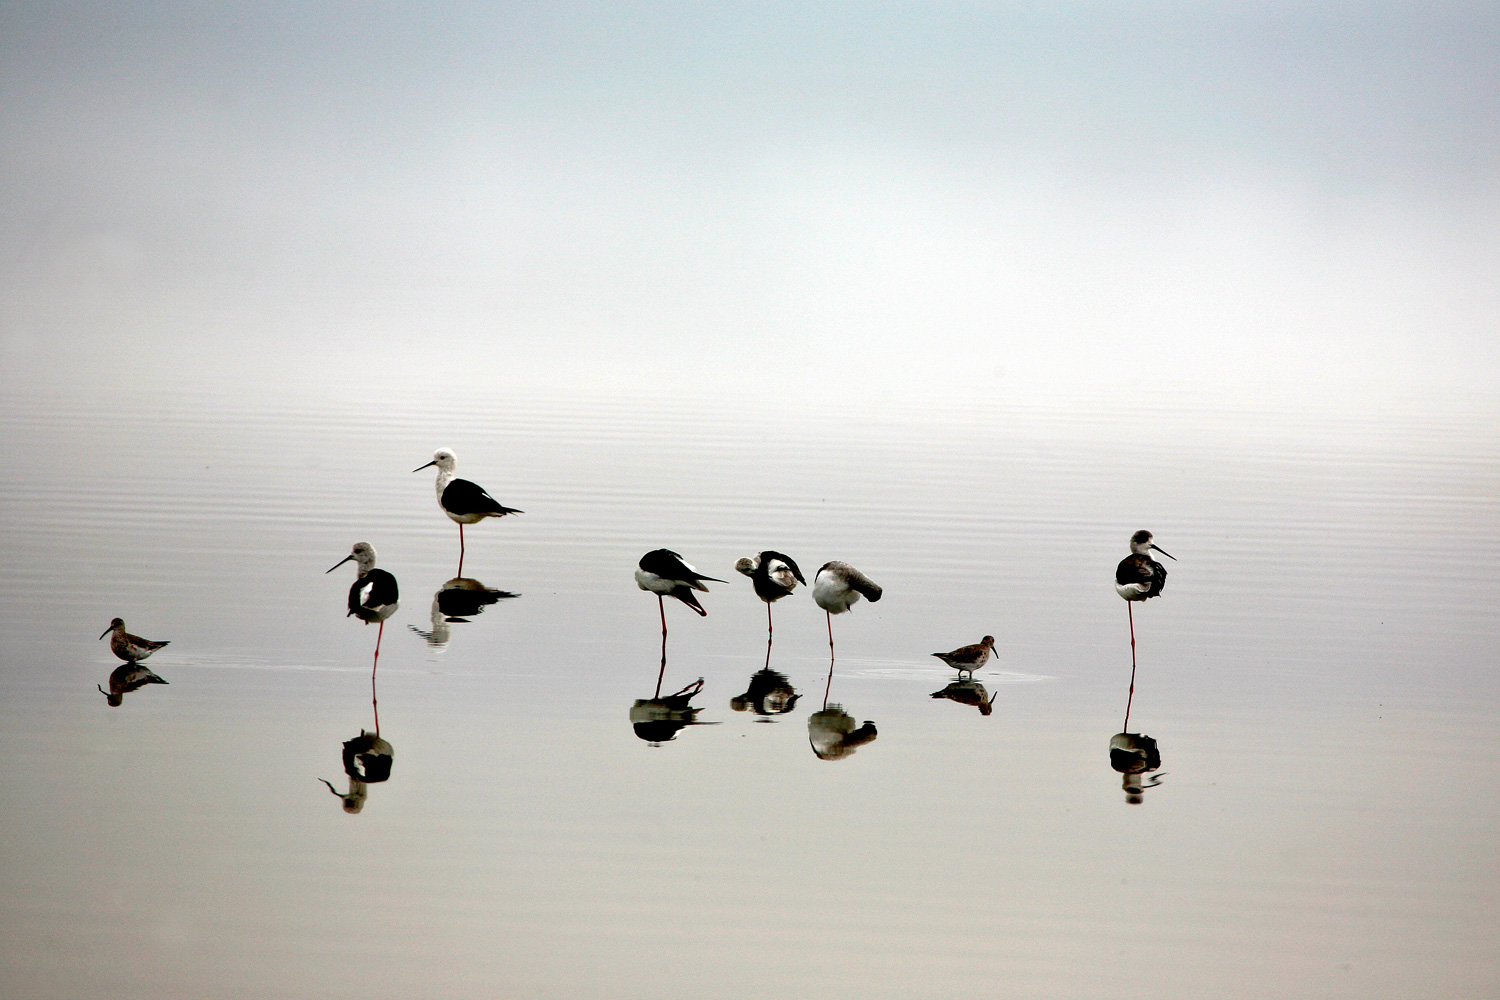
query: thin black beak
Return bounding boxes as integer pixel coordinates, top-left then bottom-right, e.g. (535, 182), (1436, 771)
(326, 554), (355, 574)
(99, 625), (112, 640)
(1150, 544), (1177, 561)
(412, 460), (437, 473)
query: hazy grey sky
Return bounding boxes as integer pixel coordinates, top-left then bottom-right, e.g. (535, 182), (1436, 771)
(2, 2), (1497, 406)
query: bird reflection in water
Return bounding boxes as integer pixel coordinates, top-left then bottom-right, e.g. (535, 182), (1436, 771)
(1108, 733), (1164, 804)
(97, 663), (168, 707)
(320, 672), (394, 814)
(1108, 652), (1165, 803)
(808, 652), (877, 760)
(409, 577), (520, 649)
(320, 731), (395, 814)
(631, 677), (713, 745)
(808, 706), (878, 760)
(930, 678), (994, 715)
(731, 668), (800, 719)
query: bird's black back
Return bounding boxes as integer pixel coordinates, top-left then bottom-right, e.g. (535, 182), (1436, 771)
(639, 548), (724, 584)
(1115, 554), (1167, 598)
(348, 568), (400, 616)
(442, 477), (522, 516)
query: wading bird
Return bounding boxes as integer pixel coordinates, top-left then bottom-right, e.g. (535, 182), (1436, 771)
(328, 542), (399, 676)
(635, 549), (725, 639)
(1115, 529), (1176, 727)
(735, 550), (806, 640)
(812, 561), (882, 659)
(413, 448), (522, 574)
(99, 618), (169, 663)
(931, 635), (996, 678)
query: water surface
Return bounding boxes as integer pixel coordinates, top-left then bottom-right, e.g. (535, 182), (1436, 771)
(1, 378), (1496, 998)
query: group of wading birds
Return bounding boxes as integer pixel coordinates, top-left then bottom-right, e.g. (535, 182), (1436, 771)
(99, 448), (1177, 793)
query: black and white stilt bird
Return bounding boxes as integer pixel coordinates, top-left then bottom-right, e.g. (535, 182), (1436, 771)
(1114, 529), (1175, 729)
(413, 448), (522, 574)
(812, 561), (882, 659)
(735, 550), (806, 640)
(635, 549), (725, 638)
(328, 542), (400, 676)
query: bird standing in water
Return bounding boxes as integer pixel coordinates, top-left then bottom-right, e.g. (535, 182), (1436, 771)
(328, 542), (400, 678)
(99, 618), (169, 662)
(413, 448), (522, 575)
(812, 560), (882, 666)
(635, 549), (725, 636)
(931, 635), (996, 678)
(1115, 529), (1176, 729)
(736, 550), (807, 640)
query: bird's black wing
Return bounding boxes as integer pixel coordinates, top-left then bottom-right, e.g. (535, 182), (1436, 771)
(639, 548), (726, 584)
(668, 585), (708, 616)
(1115, 555), (1150, 587)
(1116, 555), (1166, 597)
(639, 548), (690, 578)
(443, 478), (523, 516)
(351, 569), (399, 613)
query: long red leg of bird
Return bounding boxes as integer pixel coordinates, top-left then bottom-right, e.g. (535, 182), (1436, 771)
(1124, 602), (1137, 732)
(767, 601), (773, 640)
(457, 524), (465, 577)
(372, 619), (384, 735)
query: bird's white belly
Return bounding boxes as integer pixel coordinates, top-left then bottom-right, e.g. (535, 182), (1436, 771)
(635, 568), (673, 594)
(813, 580), (856, 613)
(1116, 582), (1151, 600)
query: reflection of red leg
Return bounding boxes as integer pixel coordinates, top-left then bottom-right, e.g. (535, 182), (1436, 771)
(1124, 602), (1136, 731)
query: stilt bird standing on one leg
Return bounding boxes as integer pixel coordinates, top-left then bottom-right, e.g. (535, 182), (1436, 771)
(1115, 530), (1175, 730)
(414, 448), (522, 575)
(328, 542), (400, 679)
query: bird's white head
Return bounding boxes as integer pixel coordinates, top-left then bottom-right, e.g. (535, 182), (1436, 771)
(734, 556), (759, 577)
(413, 448), (457, 475)
(327, 542), (377, 575)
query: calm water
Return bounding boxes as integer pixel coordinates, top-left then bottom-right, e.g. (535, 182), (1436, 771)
(1, 377), (1496, 998)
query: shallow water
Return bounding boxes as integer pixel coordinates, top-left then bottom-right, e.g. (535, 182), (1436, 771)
(1, 377), (1497, 998)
